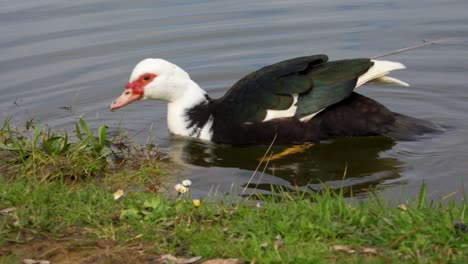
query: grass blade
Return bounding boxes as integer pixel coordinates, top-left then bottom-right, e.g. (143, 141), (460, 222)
(417, 182), (426, 209)
(79, 118), (92, 135)
(75, 122), (83, 140)
(32, 125), (41, 147)
(98, 125), (106, 147)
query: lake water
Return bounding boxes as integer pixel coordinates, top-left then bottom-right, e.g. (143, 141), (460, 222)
(1, 0), (467, 200)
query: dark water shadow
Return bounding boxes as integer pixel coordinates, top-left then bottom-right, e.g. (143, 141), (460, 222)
(169, 136), (404, 197)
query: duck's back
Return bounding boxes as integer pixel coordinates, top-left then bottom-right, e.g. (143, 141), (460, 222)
(209, 92), (439, 145)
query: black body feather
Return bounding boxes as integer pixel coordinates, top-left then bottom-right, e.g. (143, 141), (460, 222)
(184, 55), (438, 144)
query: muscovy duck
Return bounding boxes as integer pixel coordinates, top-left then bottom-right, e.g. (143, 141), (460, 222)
(110, 55), (436, 144)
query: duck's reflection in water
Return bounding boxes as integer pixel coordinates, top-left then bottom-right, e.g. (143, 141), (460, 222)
(169, 136), (403, 198)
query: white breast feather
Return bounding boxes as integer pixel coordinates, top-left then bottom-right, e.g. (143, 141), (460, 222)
(199, 115), (214, 141)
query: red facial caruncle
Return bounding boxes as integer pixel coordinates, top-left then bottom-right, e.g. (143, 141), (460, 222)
(110, 73), (157, 111)
(125, 73), (157, 95)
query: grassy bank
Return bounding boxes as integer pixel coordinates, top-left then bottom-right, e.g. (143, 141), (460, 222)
(1, 119), (467, 263)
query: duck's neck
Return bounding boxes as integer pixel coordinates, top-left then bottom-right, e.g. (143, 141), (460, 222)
(167, 80), (211, 138)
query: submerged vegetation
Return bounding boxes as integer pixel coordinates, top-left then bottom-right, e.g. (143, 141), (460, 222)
(0, 119), (467, 263)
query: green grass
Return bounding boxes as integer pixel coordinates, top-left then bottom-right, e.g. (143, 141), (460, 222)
(0, 118), (167, 187)
(0, 119), (467, 263)
(1, 176), (466, 263)
(0, 118), (111, 180)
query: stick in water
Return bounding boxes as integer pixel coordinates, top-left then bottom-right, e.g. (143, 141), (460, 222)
(371, 37), (455, 59)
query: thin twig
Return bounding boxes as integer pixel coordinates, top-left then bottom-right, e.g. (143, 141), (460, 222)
(440, 191), (458, 202)
(370, 211), (397, 230)
(390, 220), (432, 247)
(248, 151), (274, 200)
(241, 133), (277, 195)
(38, 246), (62, 259)
(371, 38), (454, 59)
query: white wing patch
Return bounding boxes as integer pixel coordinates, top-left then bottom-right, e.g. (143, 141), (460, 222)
(299, 109), (323, 122)
(262, 94), (298, 122)
(261, 60), (408, 124)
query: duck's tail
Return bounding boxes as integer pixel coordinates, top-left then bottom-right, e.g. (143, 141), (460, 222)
(357, 60), (409, 88)
(385, 113), (443, 140)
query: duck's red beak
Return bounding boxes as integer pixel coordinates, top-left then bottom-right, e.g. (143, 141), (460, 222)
(110, 89), (143, 111)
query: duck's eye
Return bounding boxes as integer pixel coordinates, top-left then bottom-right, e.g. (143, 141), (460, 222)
(142, 75), (151, 82)
(124, 91), (130, 95)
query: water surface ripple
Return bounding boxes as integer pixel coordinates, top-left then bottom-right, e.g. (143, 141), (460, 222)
(1, 0), (467, 199)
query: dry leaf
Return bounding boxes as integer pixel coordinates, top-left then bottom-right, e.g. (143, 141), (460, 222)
(360, 247), (378, 255)
(22, 260), (50, 264)
(159, 254), (202, 264)
(0, 207), (16, 215)
(397, 204), (407, 211)
(329, 245), (355, 253)
(274, 235), (283, 249)
(202, 258), (245, 264)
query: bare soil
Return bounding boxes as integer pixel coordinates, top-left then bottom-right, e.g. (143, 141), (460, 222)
(1, 235), (161, 264)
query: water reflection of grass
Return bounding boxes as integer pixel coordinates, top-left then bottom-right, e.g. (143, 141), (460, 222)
(0, 119), (466, 263)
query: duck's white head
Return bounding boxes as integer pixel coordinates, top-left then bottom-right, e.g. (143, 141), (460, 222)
(110, 58), (196, 111)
